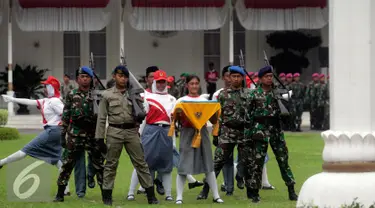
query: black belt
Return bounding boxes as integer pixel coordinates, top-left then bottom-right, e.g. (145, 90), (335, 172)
(150, 123), (170, 128)
(109, 123), (136, 129)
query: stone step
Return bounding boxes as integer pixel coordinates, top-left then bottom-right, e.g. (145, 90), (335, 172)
(6, 115), (43, 129)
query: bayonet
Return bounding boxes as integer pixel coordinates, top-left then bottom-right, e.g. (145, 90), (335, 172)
(239, 49), (257, 87)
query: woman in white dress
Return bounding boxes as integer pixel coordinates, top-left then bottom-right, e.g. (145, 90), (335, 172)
(174, 75), (223, 204)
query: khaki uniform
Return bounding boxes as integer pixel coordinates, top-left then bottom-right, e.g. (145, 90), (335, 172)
(95, 87), (153, 190)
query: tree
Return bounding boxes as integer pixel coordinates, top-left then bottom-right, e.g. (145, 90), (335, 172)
(266, 31), (322, 74)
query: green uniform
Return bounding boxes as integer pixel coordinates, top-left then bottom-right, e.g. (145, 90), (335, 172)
(95, 87), (153, 190)
(244, 85), (295, 190)
(168, 85), (180, 99)
(60, 81), (75, 100)
(318, 82), (329, 130)
(305, 81), (320, 129)
(290, 81), (305, 130)
(57, 88), (106, 187)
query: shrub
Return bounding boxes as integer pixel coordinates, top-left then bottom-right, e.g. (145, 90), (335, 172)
(0, 127), (20, 140)
(0, 109), (8, 126)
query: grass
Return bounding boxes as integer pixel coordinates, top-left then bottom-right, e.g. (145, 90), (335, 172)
(0, 133), (324, 208)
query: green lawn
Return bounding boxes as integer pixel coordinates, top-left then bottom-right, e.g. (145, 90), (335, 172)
(0, 133), (324, 208)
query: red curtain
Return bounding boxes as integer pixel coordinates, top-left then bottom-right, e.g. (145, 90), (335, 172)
(18, 0), (110, 8)
(132, 0), (225, 8)
(244, 0), (327, 9)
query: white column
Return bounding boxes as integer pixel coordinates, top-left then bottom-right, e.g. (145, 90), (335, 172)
(228, 0), (234, 65)
(297, 0), (375, 207)
(7, 0), (14, 116)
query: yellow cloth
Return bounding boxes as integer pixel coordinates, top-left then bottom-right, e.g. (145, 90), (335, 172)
(168, 101), (221, 148)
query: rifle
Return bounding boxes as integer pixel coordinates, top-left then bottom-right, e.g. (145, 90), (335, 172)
(239, 49), (256, 88)
(89, 52), (106, 114)
(262, 51), (290, 116)
(120, 48), (146, 123)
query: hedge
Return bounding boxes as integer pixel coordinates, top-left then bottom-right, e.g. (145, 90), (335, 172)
(0, 109), (8, 126)
(0, 127), (20, 140)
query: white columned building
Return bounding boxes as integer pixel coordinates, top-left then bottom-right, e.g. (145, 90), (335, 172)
(297, 0), (375, 207)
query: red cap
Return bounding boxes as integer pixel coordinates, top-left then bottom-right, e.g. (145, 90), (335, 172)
(312, 73), (319, 78)
(167, 76), (174, 83)
(41, 76), (61, 98)
(279, 73), (286, 77)
(248, 72), (254, 76)
(286, 73), (293, 78)
(319, 74), (325, 78)
(254, 72), (258, 77)
(167, 86), (171, 89)
(293, 73), (300, 77)
(154, 70), (168, 81)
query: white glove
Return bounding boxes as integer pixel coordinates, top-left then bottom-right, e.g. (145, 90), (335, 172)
(2, 94), (14, 103)
(201, 94), (210, 100)
(281, 90), (293, 100)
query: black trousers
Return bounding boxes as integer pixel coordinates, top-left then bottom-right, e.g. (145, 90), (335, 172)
(207, 83), (217, 100)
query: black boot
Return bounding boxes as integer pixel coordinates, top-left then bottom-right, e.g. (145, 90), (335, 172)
(0, 165), (2, 169)
(88, 175), (96, 189)
(53, 185), (66, 202)
(246, 188), (260, 203)
(154, 178), (165, 195)
(102, 189), (113, 206)
(236, 174), (244, 189)
(145, 186), (159, 204)
(288, 185), (298, 201)
(196, 183), (209, 200)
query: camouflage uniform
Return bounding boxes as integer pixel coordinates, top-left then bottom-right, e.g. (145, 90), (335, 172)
(168, 85), (180, 99)
(57, 89), (106, 188)
(283, 82), (294, 131)
(290, 81), (305, 131)
(305, 81), (320, 129)
(244, 85), (296, 195)
(318, 82), (329, 130)
(61, 81), (75, 100)
(198, 87), (250, 198)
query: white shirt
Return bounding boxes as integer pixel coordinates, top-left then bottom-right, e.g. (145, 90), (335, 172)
(36, 98), (64, 126)
(212, 88), (224, 101)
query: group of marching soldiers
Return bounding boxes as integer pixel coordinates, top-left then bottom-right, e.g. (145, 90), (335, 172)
(48, 62), (302, 206)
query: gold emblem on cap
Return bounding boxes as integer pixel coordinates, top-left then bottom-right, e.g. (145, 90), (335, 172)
(160, 72), (163, 76)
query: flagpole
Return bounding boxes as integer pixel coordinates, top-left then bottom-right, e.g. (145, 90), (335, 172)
(228, 0), (234, 65)
(7, 0), (14, 116)
(120, 0), (125, 63)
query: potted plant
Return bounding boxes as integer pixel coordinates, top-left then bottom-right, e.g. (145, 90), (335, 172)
(0, 64), (48, 114)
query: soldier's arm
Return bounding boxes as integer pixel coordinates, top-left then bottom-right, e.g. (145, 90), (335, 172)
(61, 92), (72, 136)
(95, 93), (108, 139)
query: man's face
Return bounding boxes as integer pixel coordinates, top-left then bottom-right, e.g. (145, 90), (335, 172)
(294, 77), (300, 82)
(286, 77), (293, 83)
(113, 73), (128, 88)
(63, 76), (70, 83)
(230, 73), (243, 88)
(156, 80), (167, 92)
(320, 77), (325, 82)
(280, 77), (286, 82)
(76, 74), (92, 88)
(313, 77), (319, 82)
(146, 72), (154, 87)
(223, 72), (231, 86)
(260, 73), (273, 86)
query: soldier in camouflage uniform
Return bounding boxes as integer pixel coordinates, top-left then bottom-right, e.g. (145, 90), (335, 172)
(54, 66), (106, 202)
(317, 74), (329, 130)
(283, 73), (294, 131)
(61, 74), (75, 99)
(291, 73), (305, 131)
(305, 73), (321, 130)
(243, 66), (298, 203)
(275, 73), (285, 89)
(197, 66), (250, 199)
(167, 76), (180, 98)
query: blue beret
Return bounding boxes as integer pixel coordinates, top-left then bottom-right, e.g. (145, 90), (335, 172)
(113, 65), (129, 77)
(78, 66), (94, 78)
(258, 66), (272, 78)
(229, 66), (245, 76)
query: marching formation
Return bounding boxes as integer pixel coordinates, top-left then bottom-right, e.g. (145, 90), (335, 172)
(0, 60), (302, 205)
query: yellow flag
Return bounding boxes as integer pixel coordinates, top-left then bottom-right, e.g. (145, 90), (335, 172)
(168, 101), (221, 148)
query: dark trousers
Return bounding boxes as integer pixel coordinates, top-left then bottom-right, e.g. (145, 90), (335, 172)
(74, 151), (94, 197)
(207, 83), (217, 100)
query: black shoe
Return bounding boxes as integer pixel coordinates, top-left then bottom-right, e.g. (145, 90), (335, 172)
(262, 185), (275, 190)
(102, 189), (113, 206)
(288, 185), (298, 201)
(88, 176), (96, 189)
(189, 181), (204, 189)
(226, 192), (233, 196)
(236, 175), (244, 189)
(137, 190), (146, 195)
(53, 185), (66, 202)
(246, 188), (260, 203)
(0, 165), (3, 169)
(196, 183), (209, 200)
(220, 184), (226, 192)
(154, 179), (165, 195)
(145, 186), (159, 204)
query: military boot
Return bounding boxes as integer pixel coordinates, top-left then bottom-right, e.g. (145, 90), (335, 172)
(246, 188), (260, 203)
(88, 176), (96, 189)
(296, 125), (302, 132)
(102, 189), (113, 206)
(288, 185), (298, 201)
(196, 182), (209, 200)
(145, 186), (159, 204)
(0, 165), (3, 169)
(53, 185), (66, 202)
